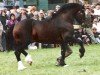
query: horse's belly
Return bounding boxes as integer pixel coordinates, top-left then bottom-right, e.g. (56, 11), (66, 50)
(34, 39), (62, 44)
(32, 34), (63, 44)
(32, 26), (64, 43)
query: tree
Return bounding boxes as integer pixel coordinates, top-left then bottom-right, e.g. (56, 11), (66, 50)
(0, 0), (2, 2)
(63, 0), (68, 3)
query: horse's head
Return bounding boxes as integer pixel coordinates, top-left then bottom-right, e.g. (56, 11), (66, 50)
(74, 5), (86, 25)
(57, 3), (86, 25)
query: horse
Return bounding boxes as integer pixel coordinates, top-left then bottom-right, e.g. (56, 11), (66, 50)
(13, 3), (86, 70)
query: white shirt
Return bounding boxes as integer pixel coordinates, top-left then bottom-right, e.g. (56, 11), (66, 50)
(97, 22), (100, 33)
(93, 22), (100, 33)
(94, 9), (100, 15)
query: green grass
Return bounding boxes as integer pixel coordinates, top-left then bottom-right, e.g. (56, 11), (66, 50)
(0, 44), (100, 75)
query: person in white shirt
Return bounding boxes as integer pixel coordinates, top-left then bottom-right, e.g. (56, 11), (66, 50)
(93, 3), (100, 15)
(92, 18), (100, 33)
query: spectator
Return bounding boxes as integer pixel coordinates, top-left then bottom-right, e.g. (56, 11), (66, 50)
(0, 9), (8, 51)
(46, 10), (54, 19)
(93, 3), (100, 16)
(7, 14), (18, 28)
(92, 27), (100, 43)
(17, 8), (29, 21)
(6, 8), (11, 18)
(84, 7), (98, 44)
(6, 14), (18, 50)
(0, 21), (3, 51)
(38, 10), (45, 21)
(10, 7), (20, 19)
(28, 6), (37, 19)
(92, 18), (100, 33)
(32, 11), (39, 20)
(75, 28), (91, 45)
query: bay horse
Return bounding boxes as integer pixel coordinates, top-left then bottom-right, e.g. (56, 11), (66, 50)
(13, 3), (86, 70)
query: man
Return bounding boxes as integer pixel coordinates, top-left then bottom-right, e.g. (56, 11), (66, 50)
(84, 7), (98, 44)
(0, 9), (8, 51)
(0, 21), (3, 51)
(94, 3), (100, 16)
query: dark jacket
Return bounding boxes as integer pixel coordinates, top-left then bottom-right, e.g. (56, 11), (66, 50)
(0, 15), (8, 30)
(17, 13), (29, 21)
(28, 13), (34, 19)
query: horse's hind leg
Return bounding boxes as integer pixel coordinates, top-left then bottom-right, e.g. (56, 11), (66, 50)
(21, 50), (33, 65)
(14, 42), (27, 71)
(65, 46), (72, 57)
(56, 43), (72, 66)
(14, 50), (26, 70)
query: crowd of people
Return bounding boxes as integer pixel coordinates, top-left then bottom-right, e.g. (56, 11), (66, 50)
(75, 3), (100, 45)
(0, 2), (100, 52)
(0, 5), (59, 51)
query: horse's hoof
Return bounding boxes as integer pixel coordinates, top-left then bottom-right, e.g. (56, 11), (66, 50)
(18, 61), (26, 71)
(56, 58), (66, 66)
(63, 64), (69, 67)
(28, 61), (32, 66)
(56, 62), (66, 66)
(18, 66), (26, 71)
(25, 54), (33, 65)
(79, 53), (84, 58)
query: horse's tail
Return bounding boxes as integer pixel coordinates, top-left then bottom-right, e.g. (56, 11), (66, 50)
(13, 19), (34, 50)
(13, 30), (21, 44)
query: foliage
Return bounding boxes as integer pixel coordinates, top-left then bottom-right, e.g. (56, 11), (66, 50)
(0, 44), (100, 75)
(0, 0), (2, 2)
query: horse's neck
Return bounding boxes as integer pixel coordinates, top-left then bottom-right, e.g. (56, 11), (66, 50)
(67, 9), (80, 23)
(60, 12), (74, 24)
(39, 11), (76, 25)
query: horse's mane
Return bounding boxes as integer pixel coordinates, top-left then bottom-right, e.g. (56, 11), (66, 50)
(52, 3), (83, 18)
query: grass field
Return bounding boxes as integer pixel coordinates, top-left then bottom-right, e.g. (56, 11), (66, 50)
(0, 44), (100, 75)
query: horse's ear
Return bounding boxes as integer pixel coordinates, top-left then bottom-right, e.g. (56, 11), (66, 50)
(82, 5), (85, 8)
(82, 4), (85, 10)
(78, 3), (85, 9)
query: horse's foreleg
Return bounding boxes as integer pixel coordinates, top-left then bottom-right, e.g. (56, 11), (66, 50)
(57, 43), (72, 66)
(56, 31), (73, 66)
(14, 51), (26, 70)
(76, 38), (85, 58)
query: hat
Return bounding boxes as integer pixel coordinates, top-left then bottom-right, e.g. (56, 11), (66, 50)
(39, 10), (44, 14)
(56, 5), (60, 8)
(33, 11), (39, 16)
(30, 6), (37, 12)
(0, 8), (7, 11)
(19, 7), (26, 10)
